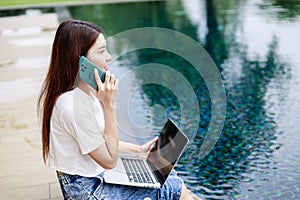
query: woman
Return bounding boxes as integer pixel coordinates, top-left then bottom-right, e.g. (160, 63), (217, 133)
(38, 19), (200, 200)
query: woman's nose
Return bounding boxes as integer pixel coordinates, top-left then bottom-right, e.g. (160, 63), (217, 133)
(106, 52), (112, 62)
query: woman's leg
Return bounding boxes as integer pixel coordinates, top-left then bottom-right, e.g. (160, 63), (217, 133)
(57, 173), (101, 199)
(180, 182), (201, 200)
(57, 171), (202, 200)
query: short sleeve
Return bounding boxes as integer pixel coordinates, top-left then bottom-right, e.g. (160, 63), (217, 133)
(59, 91), (105, 155)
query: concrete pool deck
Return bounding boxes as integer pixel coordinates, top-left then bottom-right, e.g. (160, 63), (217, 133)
(0, 13), (63, 199)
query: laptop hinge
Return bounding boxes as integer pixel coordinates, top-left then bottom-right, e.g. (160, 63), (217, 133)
(147, 160), (165, 186)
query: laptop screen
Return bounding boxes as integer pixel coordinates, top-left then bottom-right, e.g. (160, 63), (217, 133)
(146, 119), (189, 185)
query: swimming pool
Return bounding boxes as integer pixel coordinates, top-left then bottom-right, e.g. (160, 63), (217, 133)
(66, 0), (300, 199)
(1, 0), (297, 199)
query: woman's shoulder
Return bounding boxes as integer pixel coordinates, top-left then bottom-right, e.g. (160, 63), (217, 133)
(55, 88), (94, 115)
(56, 90), (74, 106)
(52, 90), (74, 121)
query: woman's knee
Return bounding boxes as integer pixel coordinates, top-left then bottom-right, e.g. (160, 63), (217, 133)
(180, 183), (201, 200)
(180, 183), (190, 200)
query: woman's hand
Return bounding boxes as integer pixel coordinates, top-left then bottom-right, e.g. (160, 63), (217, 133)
(139, 136), (159, 154)
(119, 137), (159, 158)
(94, 69), (118, 108)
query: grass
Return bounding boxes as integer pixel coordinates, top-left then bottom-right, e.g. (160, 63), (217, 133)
(0, 0), (81, 7)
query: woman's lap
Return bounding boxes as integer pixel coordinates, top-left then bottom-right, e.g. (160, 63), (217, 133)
(57, 170), (182, 200)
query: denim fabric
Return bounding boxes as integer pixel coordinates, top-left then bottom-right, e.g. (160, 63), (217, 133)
(57, 170), (182, 200)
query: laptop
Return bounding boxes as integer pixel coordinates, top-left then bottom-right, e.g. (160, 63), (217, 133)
(104, 118), (189, 188)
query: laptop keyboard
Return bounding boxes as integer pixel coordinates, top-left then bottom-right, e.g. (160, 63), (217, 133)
(121, 158), (155, 184)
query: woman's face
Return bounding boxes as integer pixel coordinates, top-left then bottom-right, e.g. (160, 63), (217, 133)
(86, 33), (112, 71)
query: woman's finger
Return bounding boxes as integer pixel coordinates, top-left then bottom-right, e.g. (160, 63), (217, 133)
(109, 74), (116, 86)
(143, 136), (158, 152)
(149, 136), (159, 145)
(94, 68), (103, 90)
(110, 74), (115, 80)
(103, 70), (112, 90)
(105, 70), (111, 83)
(112, 78), (119, 90)
(146, 136), (158, 147)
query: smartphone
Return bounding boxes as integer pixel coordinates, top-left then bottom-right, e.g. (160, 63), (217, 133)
(79, 56), (106, 90)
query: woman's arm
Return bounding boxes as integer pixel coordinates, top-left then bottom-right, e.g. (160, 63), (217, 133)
(119, 137), (158, 155)
(89, 106), (118, 169)
(89, 70), (119, 169)
(119, 141), (142, 154)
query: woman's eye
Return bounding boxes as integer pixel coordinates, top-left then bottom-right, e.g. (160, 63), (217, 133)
(98, 49), (105, 54)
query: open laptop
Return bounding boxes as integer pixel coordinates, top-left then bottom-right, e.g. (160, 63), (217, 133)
(104, 118), (189, 188)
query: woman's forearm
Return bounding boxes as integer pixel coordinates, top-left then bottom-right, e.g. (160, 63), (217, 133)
(103, 106), (119, 163)
(88, 106), (119, 169)
(119, 141), (141, 154)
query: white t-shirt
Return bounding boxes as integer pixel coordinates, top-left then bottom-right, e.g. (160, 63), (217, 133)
(48, 87), (105, 177)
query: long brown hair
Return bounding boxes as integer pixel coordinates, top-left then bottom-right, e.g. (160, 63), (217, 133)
(37, 20), (103, 163)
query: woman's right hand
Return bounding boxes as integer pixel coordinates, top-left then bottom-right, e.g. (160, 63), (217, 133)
(94, 69), (118, 109)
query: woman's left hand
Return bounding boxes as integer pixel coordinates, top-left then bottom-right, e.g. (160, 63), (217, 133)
(119, 137), (158, 158)
(139, 137), (159, 154)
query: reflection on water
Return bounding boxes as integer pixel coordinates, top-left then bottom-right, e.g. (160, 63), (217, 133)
(258, 0), (300, 22)
(68, 0), (300, 199)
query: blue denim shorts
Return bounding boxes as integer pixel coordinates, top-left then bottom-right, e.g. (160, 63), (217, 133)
(57, 170), (183, 200)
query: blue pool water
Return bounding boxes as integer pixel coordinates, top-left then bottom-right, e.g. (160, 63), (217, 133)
(67, 0), (300, 199)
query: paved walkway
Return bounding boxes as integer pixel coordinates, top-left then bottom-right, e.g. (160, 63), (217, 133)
(0, 13), (63, 200)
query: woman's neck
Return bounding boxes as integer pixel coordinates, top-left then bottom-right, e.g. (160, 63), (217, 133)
(77, 80), (96, 96)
